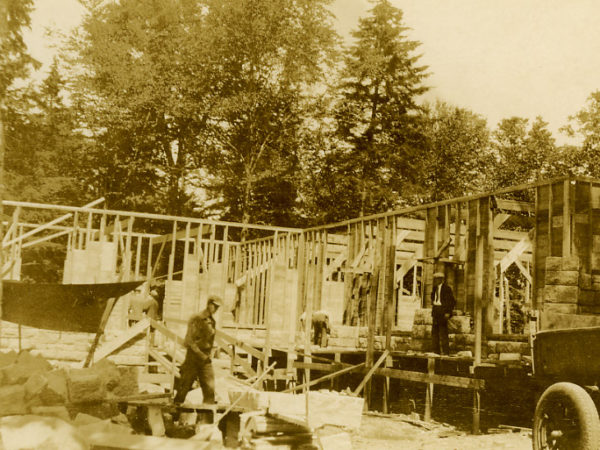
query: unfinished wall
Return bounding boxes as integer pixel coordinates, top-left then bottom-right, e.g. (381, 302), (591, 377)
(536, 179), (600, 330)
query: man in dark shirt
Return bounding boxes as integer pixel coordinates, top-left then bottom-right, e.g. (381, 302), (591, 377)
(174, 295), (222, 404)
(430, 272), (455, 355)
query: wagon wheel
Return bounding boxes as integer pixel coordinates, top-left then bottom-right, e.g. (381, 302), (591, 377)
(533, 382), (600, 450)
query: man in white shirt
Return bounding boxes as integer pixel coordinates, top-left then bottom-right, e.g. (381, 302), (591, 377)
(430, 272), (456, 355)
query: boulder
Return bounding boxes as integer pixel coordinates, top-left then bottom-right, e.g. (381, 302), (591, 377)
(24, 372), (48, 400)
(2, 351), (52, 385)
(67, 369), (105, 403)
(0, 385), (27, 416)
(40, 370), (68, 405)
(0, 351), (17, 370)
(448, 316), (471, 334)
(112, 366), (138, 398)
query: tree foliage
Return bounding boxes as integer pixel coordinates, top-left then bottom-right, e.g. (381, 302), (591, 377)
(491, 116), (556, 190)
(414, 101), (491, 202)
(307, 0), (429, 222)
(200, 0), (339, 228)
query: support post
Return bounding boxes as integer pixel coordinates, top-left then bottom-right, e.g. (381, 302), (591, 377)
(424, 357), (435, 422)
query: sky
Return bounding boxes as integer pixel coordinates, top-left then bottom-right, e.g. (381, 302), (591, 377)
(24, 0), (600, 144)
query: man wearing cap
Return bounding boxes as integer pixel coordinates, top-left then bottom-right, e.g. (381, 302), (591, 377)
(175, 295), (222, 404)
(431, 272), (455, 355)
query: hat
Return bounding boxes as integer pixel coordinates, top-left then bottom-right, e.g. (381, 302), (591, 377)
(208, 296), (223, 307)
(433, 272), (445, 278)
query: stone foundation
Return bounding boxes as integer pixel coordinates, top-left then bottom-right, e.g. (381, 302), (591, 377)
(0, 321), (147, 367)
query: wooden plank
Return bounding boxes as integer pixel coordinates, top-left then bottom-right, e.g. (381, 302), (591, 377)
(215, 330), (265, 361)
(494, 198), (535, 214)
(354, 350), (390, 396)
(90, 318), (150, 365)
(374, 367), (485, 389)
(285, 362), (366, 393)
(148, 347), (180, 377)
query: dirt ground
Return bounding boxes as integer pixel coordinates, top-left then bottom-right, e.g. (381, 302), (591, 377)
(351, 414), (532, 450)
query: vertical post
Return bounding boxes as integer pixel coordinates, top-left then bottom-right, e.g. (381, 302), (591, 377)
(304, 232), (314, 428)
(0, 0), (8, 344)
(289, 232), (306, 380)
(383, 217), (395, 414)
(472, 389), (481, 434)
(498, 271), (504, 334)
(563, 179), (571, 257)
(474, 199), (484, 365)
(504, 277), (512, 334)
(424, 357), (435, 421)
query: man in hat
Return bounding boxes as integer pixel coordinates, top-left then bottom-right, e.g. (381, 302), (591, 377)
(431, 272), (455, 355)
(175, 295), (222, 404)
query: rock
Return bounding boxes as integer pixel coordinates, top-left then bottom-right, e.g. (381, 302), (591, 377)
(2, 351), (52, 385)
(413, 309), (433, 326)
(30, 405), (70, 422)
(495, 341), (527, 354)
(0, 415), (88, 450)
(91, 359), (120, 393)
(67, 368), (105, 403)
(40, 369), (68, 405)
(448, 316), (471, 334)
(499, 353), (521, 361)
(24, 372), (48, 399)
(112, 366), (138, 397)
(543, 285), (578, 304)
(0, 385), (27, 416)
(0, 351), (17, 370)
(545, 270), (579, 286)
(545, 256), (562, 271)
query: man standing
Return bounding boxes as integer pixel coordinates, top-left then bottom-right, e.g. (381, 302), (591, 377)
(175, 296), (222, 404)
(431, 272), (455, 355)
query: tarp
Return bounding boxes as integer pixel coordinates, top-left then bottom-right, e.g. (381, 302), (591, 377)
(1, 280), (144, 333)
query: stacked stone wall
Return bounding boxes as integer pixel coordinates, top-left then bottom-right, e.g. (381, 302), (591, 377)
(542, 255), (600, 329)
(0, 321), (147, 367)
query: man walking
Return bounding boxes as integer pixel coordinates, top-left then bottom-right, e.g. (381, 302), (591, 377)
(175, 296), (222, 404)
(431, 272), (455, 355)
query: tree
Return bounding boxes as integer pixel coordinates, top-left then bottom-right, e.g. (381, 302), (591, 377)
(561, 91), (600, 177)
(200, 0), (339, 228)
(0, 0), (38, 99)
(67, 0), (213, 215)
(414, 101), (491, 202)
(491, 116), (556, 189)
(326, 0), (429, 219)
(4, 59), (85, 205)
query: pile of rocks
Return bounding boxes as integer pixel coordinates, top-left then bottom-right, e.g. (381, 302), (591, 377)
(0, 350), (138, 420)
